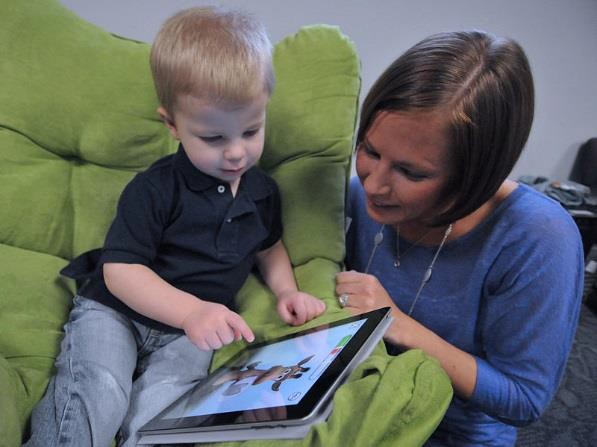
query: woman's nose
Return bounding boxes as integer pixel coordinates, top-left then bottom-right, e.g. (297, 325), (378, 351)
(363, 164), (391, 196)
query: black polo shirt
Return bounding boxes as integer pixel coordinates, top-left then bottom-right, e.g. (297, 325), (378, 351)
(62, 146), (282, 331)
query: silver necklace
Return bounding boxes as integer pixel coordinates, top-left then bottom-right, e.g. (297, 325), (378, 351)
(394, 226), (434, 268)
(365, 223), (453, 316)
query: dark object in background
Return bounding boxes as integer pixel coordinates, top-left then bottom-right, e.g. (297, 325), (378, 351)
(518, 175), (590, 208)
(570, 138), (597, 191)
(569, 138), (597, 259)
(586, 283), (597, 315)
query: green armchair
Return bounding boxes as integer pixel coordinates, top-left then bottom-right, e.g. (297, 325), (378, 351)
(0, 1), (452, 446)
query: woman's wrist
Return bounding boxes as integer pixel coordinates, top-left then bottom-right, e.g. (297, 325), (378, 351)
(386, 309), (425, 349)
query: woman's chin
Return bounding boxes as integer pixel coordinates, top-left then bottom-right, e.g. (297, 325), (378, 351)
(366, 204), (401, 225)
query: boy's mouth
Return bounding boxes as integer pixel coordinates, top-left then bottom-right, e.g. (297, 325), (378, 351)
(221, 167), (244, 175)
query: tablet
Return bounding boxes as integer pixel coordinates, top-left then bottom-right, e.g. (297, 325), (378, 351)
(138, 307), (392, 444)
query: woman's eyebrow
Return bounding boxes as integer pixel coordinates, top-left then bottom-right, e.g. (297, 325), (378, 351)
(361, 138), (377, 152)
(363, 137), (421, 169)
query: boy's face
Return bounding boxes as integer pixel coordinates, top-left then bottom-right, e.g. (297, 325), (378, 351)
(159, 92), (268, 193)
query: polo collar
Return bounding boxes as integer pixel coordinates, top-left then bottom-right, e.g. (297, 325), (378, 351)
(173, 144), (273, 200)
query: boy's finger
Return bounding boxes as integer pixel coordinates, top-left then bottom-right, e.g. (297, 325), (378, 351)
(206, 332), (223, 350)
(319, 300), (327, 313)
(277, 302), (295, 324)
(217, 326), (235, 346)
(293, 301), (307, 326)
(310, 301), (325, 319)
(194, 337), (210, 351)
(229, 314), (255, 343)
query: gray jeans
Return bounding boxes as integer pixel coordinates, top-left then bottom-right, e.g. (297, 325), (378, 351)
(25, 295), (212, 447)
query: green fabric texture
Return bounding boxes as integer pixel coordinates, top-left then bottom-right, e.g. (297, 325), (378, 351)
(0, 0), (453, 446)
(210, 349), (452, 447)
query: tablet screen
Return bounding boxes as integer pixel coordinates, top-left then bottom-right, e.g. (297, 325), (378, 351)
(168, 319), (365, 418)
(142, 307), (390, 432)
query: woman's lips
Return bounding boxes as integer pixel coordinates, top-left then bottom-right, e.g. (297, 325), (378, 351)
(368, 197), (398, 209)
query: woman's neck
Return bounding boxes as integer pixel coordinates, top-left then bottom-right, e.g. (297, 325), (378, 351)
(396, 179), (518, 244)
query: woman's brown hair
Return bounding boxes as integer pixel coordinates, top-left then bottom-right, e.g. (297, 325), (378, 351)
(358, 30), (535, 225)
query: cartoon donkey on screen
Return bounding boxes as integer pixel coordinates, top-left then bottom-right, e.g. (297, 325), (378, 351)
(212, 355), (315, 396)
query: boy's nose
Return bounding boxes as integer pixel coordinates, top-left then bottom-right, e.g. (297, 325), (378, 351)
(224, 141), (244, 162)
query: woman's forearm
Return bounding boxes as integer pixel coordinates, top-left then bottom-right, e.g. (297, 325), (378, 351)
(386, 312), (477, 399)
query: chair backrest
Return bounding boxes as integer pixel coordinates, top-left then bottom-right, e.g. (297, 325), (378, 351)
(0, 1), (360, 265)
(0, 0), (360, 440)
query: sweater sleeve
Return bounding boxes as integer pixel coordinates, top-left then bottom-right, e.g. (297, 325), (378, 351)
(470, 206), (584, 426)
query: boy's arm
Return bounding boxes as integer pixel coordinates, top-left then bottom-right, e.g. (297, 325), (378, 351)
(255, 240), (325, 325)
(103, 263), (254, 350)
(255, 240), (298, 298)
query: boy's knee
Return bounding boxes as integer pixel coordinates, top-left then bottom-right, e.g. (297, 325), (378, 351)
(70, 360), (133, 414)
(26, 362), (133, 446)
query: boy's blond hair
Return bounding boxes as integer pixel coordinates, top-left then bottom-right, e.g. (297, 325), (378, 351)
(150, 7), (274, 115)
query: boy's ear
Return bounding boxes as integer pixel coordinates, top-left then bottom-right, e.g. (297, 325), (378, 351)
(157, 106), (180, 140)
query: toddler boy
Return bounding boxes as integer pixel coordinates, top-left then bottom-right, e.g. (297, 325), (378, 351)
(25, 7), (325, 447)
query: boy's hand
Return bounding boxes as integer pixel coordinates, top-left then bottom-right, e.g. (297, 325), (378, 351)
(276, 291), (326, 326)
(182, 301), (254, 351)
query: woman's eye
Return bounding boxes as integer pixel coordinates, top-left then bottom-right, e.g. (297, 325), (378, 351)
(360, 142), (379, 159)
(396, 166), (427, 181)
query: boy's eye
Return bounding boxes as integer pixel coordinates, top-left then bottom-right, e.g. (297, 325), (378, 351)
(243, 128), (260, 138)
(199, 135), (222, 143)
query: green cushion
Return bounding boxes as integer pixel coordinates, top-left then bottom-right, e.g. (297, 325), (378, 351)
(0, 0), (451, 445)
(0, 244), (73, 447)
(0, 0), (173, 261)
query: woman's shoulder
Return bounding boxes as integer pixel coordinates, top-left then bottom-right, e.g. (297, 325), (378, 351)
(484, 183), (583, 262)
(498, 183), (578, 232)
(451, 182), (582, 264)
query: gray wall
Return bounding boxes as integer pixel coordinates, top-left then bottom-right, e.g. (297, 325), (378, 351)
(60, 0), (597, 181)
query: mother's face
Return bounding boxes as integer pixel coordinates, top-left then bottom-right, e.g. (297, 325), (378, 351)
(355, 110), (453, 230)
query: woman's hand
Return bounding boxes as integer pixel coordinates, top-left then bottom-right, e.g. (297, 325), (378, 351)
(335, 270), (401, 316)
(336, 270), (477, 398)
(335, 269), (409, 350)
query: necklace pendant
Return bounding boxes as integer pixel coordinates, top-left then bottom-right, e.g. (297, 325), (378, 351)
(393, 259), (400, 268)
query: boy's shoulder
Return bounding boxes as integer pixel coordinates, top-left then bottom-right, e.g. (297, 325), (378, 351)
(143, 152), (176, 176)
(132, 153), (177, 187)
(118, 153), (177, 208)
(243, 166), (279, 200)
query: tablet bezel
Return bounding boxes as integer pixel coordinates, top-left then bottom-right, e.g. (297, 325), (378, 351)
(141, 307), (391, 433)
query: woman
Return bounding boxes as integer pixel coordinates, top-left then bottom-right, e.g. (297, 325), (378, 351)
(336, 30), (584, 446)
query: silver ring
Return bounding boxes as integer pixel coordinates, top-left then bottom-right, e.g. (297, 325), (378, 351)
(338, 293), (349, 308)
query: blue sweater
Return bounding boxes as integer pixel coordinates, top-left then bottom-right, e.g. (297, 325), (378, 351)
(345, 178), (584, 446)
